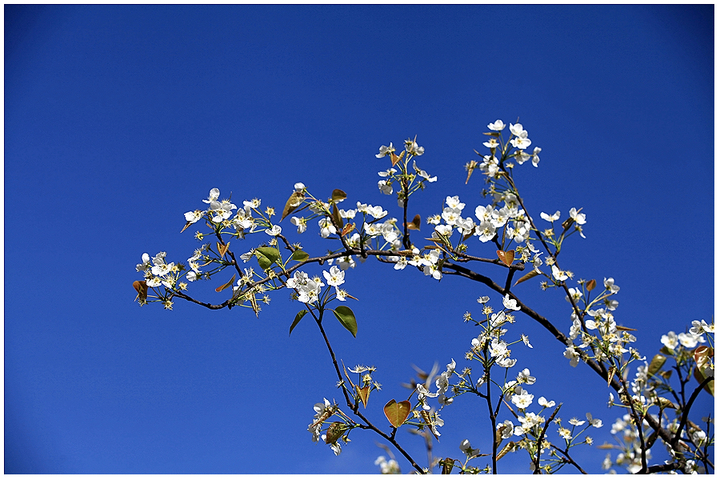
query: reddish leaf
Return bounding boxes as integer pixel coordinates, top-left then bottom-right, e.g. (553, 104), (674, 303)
(215, 274), (236, 293)
(133, 280), (148, 301)
(383, 399), (411, 428)
(357, 385), (371, 408)
(406, 214), (421, 231)
(496, 249), (515, 266)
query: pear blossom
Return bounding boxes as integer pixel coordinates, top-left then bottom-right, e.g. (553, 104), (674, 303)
(690, 319), (714, 336)
(487, 119), (506, 131)
(318, 217), (337, 238)
(586, 412), (603, 428)
(540, 211), (561, 222)
(476, 221), (496, 243)
(405, 138), (424, 156)
(538, 397), (555, 408)
(291, 216), (307, 233)
(184, 209), (205, 224)
(265, 225), (282, 236)
(604, 277), (620, 294)
(564, 346), (580, 367)
(459, 439), (480, 457)
(378, 180), (393, 195)
(568, 417), (586, 427)
(552, 265), (569, 282)
(529, 147), (540, 165)
(489, 339), (508, 359)
(514, 412), (544, 435)
(510, 131), (532, 150)
(136, 253), (151, 272)
(413, 160), (436, 182)
(446, 195), (465, 210)
(678, 332), (704, 348)
(479, 154), (500, 177)
(509, 123), (526, 137)
(376, 143), (395, 158)
(323, 266), (345, 287)
(202, 188), (220, 204)
(569, 207), (586, 225)
(483, 138), (500, 149)
(503, 294), (521, 311)
(660, 331), (679, 350)
(497, 420), (514, 439)
(516, 368), (536, 385)
(375, 456), (400, 474)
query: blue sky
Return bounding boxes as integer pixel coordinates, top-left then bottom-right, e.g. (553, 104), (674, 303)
(5, 4), (714, 474)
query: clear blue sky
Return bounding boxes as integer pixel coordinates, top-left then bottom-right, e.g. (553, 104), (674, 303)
(5, 4), (714, 474)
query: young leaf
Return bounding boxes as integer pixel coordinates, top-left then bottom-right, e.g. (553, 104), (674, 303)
(465, 159), (478, 184)
(255, 251), (273, 270)
(132, 280), (148, 301)
(256, 246), (281, 263)
(514, 269), (540, 286)
(291, 249), (309, 262)
(331, 189), (347, 203)
(341, 222), (355, 237)
(357, 385), (371, 408)
(217, 241), (230, 258)
(406, 214), (421, 231)
(332, 306), (357, 337)
(331, 203), (343, 230)
(325, 422), (346, 444)
(215, 274), (236, 293)
(383, 399), (411, 428)
(256, 247), (281, 270)
(647, 354), (667, 376)
(496, 249), (515, 266)
(390, 150), (405, 167)
(281, 191), (305, 221)
(289, 309), (308, 336)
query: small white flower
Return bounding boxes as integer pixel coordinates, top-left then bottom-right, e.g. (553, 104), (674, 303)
(503, 294), (521, 311)
(323, 266), (345, 287)
(459, 439), (480, 457)
(569, 207), (586, 225)
(538, 397), (555, 408)
(540, 211), (560, 222)
(487, 119), (506, 131)
(564, 346), (580, 367)
(586, 412), (603, 428)
(376, 143), (395, 158)
(660, 331), (679, 350)
(552, 265), (569, 282)
(265, 225), (282, 236)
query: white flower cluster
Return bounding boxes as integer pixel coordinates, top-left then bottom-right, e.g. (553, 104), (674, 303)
(429, 193), (532, 245)
(374, 455), (400, 474)
(661, 319), (713, 351)
(183, 188), (271, 236)
(136, 251), (177, 289)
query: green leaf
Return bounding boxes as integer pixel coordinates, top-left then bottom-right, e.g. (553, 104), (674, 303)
(281, 191), (305, 221)
(331, 189), (347, 203)
(289, 309), (308, 336)
(255, 246), (281, 270)
(256, 246), (281, 263)
(331, 203), (343, 230)
(332, 305), (357, 337)
(647, 354), (667, 377)
(291, 249), (309, 262)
